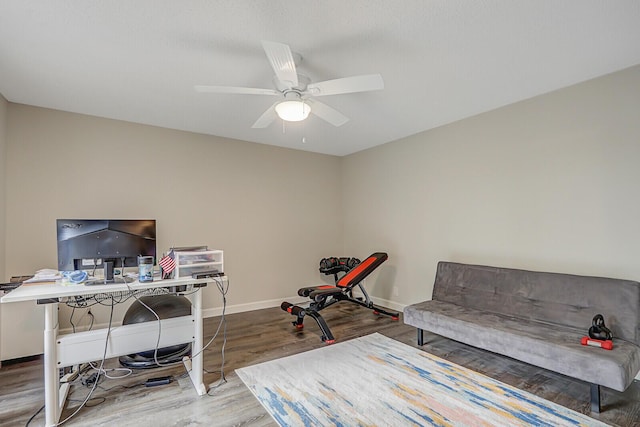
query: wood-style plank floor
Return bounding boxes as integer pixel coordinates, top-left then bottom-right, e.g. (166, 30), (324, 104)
(1, 303), (639, 426)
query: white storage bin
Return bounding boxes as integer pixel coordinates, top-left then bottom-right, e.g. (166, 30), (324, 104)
(173, 250), (223, 278)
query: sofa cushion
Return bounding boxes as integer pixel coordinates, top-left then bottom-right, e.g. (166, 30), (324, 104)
(404, 300), (640, 391)
(432, 262), (640, 346)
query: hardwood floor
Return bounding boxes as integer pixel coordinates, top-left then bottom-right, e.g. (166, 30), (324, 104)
(1, 303), (639, 426)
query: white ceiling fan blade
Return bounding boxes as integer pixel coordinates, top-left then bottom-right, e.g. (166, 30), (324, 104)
(307, 74), (384, 97)
(261, 41), (299, 89)
(251, 102), (279, 128)
(306, 98), (349, 127)
(195, 85), (279, 96)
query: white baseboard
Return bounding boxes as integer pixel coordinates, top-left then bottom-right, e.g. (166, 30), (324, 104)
(203, 296), (405, 318)
(202, 295), (308, 318)
(370, 297), (406, 314)
(59, 295), (402, 334)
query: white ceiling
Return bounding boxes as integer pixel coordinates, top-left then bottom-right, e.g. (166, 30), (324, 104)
(1, 1), (639, 156)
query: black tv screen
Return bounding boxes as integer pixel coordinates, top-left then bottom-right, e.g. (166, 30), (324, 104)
(56, 219), (156, 272)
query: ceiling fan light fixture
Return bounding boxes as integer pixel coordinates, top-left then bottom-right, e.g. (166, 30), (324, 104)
(275, 100), (311, 122)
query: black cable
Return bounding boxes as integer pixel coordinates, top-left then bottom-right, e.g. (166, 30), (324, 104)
(64, 287), (171, 309)
(97, 382), (145, 392)
(67, 397), (106, 407)
(69, 306), (76, 333)
(73, 295), (88, 308)
(56, 296), (116, 426)
(24, 404), (44, 427)
(53, 276), (227, 422)
(39, 283), (182, 426)
(88, 310), (95, 331)
(80, 371), (102, 388)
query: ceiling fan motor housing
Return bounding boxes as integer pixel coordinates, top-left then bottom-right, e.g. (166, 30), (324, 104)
(274, 73), (310, 93)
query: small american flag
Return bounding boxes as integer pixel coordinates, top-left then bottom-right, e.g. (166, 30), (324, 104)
(159, 251), (176, 279)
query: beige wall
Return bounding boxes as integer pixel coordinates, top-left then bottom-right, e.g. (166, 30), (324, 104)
(4, 105), (343, 345)
(4, 64), (640, 358)
(0, 94), (6, 282)
(0, 94), (6, 362)
(343, 65), (640, 307)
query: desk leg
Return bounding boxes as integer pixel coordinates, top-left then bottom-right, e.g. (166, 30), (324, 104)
(184, 288), (206, 395)
(44, 304), (60, 427)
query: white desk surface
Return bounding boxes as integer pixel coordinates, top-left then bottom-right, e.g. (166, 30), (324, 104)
(1, 276), (215, 303)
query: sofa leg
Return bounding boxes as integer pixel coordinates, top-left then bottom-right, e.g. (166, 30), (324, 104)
(590, 383), (601, 413)
(417, 328), (424, 346)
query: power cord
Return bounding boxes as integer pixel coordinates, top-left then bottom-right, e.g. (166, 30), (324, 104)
(26, 276), (229, 425)
(55, 295), (116, 426)
(24, 405), (44, 427)
(124, 281), (178, 368)
(192, 277), (229, 359)
(123, 276), (229, 370)
(205, 277), (229, 395)
(81, 371), (101, 387)
(69, 306), (77, 333)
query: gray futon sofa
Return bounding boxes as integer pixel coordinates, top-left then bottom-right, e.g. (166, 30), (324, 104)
(403, 261), (640, 413)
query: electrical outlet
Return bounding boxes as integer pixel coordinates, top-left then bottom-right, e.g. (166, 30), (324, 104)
(393, 286), (399, 297)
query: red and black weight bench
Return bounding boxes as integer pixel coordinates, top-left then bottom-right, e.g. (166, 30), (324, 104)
(281, 252), (399, 344)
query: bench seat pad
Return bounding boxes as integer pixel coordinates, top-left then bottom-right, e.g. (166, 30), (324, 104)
(404, 300), (640, 391)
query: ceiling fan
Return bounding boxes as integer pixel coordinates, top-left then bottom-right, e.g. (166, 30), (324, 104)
(195, 41), (384, 128)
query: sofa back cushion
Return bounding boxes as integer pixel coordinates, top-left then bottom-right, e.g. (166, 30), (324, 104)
(432, 262), (640, 346)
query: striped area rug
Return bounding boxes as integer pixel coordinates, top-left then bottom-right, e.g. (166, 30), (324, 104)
(236, 333), (608, 426)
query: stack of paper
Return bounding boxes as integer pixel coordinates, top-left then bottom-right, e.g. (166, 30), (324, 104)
(23, 269), (62, 284)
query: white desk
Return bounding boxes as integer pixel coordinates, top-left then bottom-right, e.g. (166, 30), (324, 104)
(1, 276), (218, 427)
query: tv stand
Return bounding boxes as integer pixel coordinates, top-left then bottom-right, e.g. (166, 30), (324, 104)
(103, 260), (114, 282)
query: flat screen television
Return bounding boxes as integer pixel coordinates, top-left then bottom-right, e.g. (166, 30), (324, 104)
(56, 219), (156, 280)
